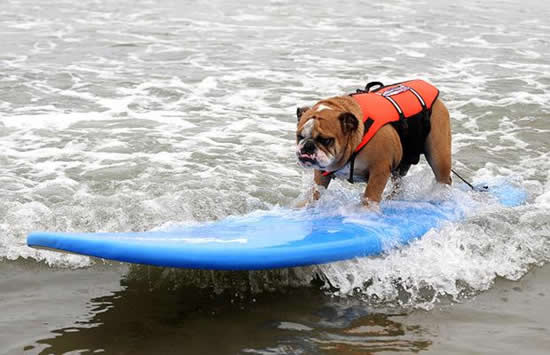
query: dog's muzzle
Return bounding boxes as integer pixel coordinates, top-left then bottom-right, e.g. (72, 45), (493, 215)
(297, 139), (317, 166)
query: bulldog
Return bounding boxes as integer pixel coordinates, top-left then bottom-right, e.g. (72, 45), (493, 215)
(296, 80), (452, 207)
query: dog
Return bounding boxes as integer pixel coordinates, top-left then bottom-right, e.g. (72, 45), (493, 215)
(296, 80), (452, 207)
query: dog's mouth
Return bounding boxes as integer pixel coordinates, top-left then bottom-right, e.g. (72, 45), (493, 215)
(297, 153), (319, 167)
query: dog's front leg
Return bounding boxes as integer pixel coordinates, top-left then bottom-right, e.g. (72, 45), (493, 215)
(312, 169), (331, 200)
(295, 169), (331, 208)
(362, 168), (391, 208)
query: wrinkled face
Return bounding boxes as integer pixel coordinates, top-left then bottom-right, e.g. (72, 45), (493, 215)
(296, 104), (358, 170)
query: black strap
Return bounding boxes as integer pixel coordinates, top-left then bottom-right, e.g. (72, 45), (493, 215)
(347, 152), (357, 183)
(408, 87), (431, 131)
(363, 117), (374, 133)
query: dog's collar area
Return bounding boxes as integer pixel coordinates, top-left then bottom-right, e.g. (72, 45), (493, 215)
(321, 152), (360, 184)
(320, 115), (373, 184)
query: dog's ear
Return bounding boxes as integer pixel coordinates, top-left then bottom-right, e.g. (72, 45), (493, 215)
(296, 106), (310, 121)
(339, 112), (359, 135)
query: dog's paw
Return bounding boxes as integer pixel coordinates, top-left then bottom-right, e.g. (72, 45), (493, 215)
(361, 197), (381, 213)
(294, 199), (311, 209)
(294, 185), (326, 209)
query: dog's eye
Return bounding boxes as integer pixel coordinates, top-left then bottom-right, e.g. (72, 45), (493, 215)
(317, 137), (334, 146)
(297, 134), (305, 141)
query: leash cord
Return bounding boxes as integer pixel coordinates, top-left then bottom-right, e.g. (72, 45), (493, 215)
(451, 168), (477, 191)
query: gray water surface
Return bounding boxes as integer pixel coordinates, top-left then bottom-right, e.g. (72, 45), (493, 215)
(1, 0), (550, 353)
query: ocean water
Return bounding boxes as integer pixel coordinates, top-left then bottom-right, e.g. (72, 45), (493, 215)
(1, 0), (550, 353)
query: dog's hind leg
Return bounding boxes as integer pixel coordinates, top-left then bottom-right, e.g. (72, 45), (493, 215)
(424, 99), (452, 185)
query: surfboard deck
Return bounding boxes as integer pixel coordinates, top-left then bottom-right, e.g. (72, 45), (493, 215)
(27, 183), (526, 270)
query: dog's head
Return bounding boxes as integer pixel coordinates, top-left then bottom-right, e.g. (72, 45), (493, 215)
(295, 101), (361, 171)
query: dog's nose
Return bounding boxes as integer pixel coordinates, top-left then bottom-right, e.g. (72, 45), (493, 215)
(302, 139), (316, 154)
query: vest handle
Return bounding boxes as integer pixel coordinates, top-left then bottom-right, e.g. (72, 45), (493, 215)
(365, 81), (384, 92)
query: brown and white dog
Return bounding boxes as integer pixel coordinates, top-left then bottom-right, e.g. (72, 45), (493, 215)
(296, 81), (452, 207)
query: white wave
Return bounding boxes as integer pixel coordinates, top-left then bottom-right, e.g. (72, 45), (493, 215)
(315, 202), (549, 309)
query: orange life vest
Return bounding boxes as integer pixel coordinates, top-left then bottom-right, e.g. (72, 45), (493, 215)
(324, 79), (440, 183)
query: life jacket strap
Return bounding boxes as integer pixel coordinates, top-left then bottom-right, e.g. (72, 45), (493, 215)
(321, 152), (359, 184)
(321, 118), (371, 183)
(347, 151), (358, 183)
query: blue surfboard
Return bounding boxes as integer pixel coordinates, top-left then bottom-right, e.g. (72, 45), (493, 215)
(27, 183), (526, 270)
